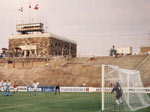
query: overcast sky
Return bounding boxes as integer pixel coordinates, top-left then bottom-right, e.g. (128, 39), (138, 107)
(0, 0), (150, 56)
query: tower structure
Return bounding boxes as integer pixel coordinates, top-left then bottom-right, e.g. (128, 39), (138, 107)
(9, 23), (77, 57)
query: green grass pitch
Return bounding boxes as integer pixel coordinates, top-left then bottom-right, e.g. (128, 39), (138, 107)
(0, 92), (149, 112)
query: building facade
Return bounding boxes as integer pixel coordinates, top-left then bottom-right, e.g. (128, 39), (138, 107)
(9, 33), (77, 57)
(140, 47), (150, 54)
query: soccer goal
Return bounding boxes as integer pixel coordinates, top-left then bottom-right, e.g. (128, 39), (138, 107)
(101, 64), (150, 111)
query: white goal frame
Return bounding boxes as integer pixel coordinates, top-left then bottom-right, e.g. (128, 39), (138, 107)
(101, 64), (150, 111)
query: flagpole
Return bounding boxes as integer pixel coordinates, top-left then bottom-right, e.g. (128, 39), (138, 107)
(16, 14), (17, 26)
(46, 21), (48, 33)
(29, 3), (31, 23)
(37, 7), (39, 23)
(21, 6), (24, 24)
(18, 6), (23, 24)
(38, 9), (40, 22)
(37, 0), (39, 23)
(16, 13), (18, 33)
(22, 11), (23, 24)
(34, 4), (39, 23)
(39, 9), (41, 23)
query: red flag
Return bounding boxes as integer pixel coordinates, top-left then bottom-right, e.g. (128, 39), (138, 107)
(34, 4), (39, 10)
(29, 4), (31, 8)
(18, 7), (23, 12)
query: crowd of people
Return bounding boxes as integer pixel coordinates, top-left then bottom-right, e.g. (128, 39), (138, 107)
(0, 79), (18, 96)
(0, 80), (60, 96)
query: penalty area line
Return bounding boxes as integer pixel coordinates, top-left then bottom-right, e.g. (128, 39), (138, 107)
(0, 104), (34, 110)
(0, 97), (91, 110)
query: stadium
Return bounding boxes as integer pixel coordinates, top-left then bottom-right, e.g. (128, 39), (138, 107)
(0, 0), (150, 112)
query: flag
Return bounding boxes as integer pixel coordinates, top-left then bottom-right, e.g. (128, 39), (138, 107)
(29, 4), (32, 8)
(18, 7), (23, 12)
(34, 4), (39, 10)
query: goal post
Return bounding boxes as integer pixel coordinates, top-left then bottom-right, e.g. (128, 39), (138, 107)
(101, 64), (150, 111)
(101, 64), (104, 111)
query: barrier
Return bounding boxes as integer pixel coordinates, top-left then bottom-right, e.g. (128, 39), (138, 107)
(1, 86), (149, 93)
(16, 86), (28, 92)
(60, 87), (90, 92)
(41, 86), (55, 92)
(2, 86), (28, 92)
(27, 86), (55, 92)
(89, 88), (101, 92)
(27, 87), (42, 92)
(60, 87), (150, 93)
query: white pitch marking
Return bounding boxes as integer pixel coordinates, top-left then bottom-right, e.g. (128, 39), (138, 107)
(0, 104), (34, 110)
(0, 97), (89, 110)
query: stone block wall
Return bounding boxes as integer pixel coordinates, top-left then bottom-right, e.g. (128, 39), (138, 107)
(50, 37), (77, 57)
(9, 37), (51, 56)
(9, 36), (77, 57)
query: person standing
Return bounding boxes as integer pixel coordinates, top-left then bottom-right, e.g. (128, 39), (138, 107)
(0, 80), (2, 96)
(55, 83), (60, 95)
(13, 81), (18, 94)
(3, 80), (7, 96)
(7, 80), (12, 96)
(111, 82), (123, 105)
(33, 81), (39, 96)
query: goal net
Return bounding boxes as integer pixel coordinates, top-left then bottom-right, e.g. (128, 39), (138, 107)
(101, 64), (150, 111)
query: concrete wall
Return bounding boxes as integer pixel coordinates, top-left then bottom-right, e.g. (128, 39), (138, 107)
(6, 59), (46, 69)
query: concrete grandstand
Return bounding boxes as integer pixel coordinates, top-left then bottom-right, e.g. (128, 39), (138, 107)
(0, 55), (149, 87)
